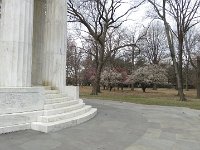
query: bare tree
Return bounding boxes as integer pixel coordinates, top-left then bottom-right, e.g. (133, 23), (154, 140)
(116, 26), (147, 90)
(148, 0), (200, 101)
(66, 38), (83, 86)
(185, 28), (200, 97)
(68, 0), (144, 95)
(141, 21), (168, 65)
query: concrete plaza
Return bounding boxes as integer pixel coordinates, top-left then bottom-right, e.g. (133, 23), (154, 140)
(0, 99), (200, 150)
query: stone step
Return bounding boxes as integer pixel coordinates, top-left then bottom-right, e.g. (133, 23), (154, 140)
(75, 108), (97, 124)
(44, 100), (80, 110)
(0, 111), (43, 127)
(43, 86), (52, 90)
(44, 103), (85, 116)
(45, 93), (67, 99)
(0, 123), (30, 134)
(45, 97), (72, 104)
(31, 108), (97, 133)
(38, 105), (92, 123)
(45, 90), (59, 94)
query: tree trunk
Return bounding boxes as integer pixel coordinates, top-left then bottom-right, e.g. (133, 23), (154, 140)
(91, 64), (102, 95)
(185, 60), (189, 91)
(153, 84), (157, 90)
(109, 85), (112, 91)
(131, 83), (134, 91)
(74, 71), (78, 86)
(185, 73), (189, 91)
(91, 82), (98, 95)
(91, 76), (101, 95)
(197, 56), (200, 98)
(142, 87), (146, 92)
(131, 44), (135, 91)
(178, 37), (185, 94)
(164, 22), (186, 101)
(141, 83), (147, 92)
(176, 63), (186, 101)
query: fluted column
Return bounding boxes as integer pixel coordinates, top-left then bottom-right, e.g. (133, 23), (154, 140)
(0, 0), (34, 87)
(42, 0), (67, 91)
(32, 0), (46, 86)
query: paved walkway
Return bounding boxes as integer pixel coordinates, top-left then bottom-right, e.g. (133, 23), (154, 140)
(0, 99), (200, 150)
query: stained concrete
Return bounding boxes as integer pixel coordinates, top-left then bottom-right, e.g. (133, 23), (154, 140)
(0, 99), (200, 150)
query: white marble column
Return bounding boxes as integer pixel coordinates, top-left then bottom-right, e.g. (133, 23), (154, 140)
(0, 0), (34, 87)
(42, 0), (67, 91)
(32, 0), (46, 86)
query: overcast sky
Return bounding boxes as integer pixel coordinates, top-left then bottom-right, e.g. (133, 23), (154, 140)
(68, 1), (152, 42)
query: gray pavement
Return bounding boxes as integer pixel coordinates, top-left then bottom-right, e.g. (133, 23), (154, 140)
(0, 99), (200, 150)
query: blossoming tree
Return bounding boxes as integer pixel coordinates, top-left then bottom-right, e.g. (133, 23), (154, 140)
(130, 65), (167, 92)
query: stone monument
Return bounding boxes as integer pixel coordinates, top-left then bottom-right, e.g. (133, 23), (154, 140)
(0, 0), (97, 133)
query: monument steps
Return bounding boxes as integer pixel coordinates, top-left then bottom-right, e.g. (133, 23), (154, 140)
(45, 93), (68, 99)
(0, 123), (30, 134)
(0, 110), (43, 124)
(31, 88), (97, 133)
(43, 86), (52, 90)
(31, 108), (97, 133)
(44, 99), (80, 110)
(38, 105), (92, 123)
(43, 103), (85, 116)
(45, 90), (59, 94)
(45, 97), (72, 104)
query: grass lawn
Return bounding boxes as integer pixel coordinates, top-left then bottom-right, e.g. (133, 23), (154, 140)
(80, 86), (200, 110)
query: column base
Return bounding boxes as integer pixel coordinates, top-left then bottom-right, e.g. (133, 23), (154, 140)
(0, 86), (97, 134)
(0, 87), (44, 134)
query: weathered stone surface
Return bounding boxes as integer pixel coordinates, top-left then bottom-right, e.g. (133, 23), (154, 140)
(32, 0), (46, 86)
(64, 86), (79, 99)
(0, 87), (44, 114)
(31, 90), (97, 133)
(0, 0), (97, 134)
(0, 0), (34, 87)
(41, 0), (67, 91)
